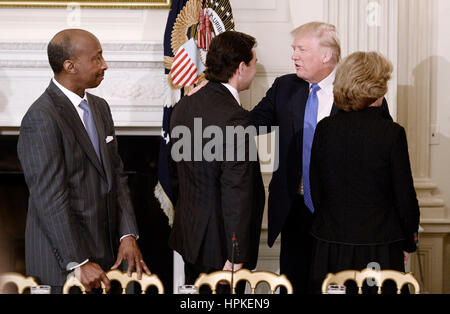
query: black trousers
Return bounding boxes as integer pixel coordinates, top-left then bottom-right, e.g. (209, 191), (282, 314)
(184, 260), (246, 294)
(279, 194), (314, 294)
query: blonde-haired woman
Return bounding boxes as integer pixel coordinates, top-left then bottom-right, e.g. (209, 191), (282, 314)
(308, 52), (420, 294)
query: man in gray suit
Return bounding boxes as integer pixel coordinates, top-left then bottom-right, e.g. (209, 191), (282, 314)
(17, 29), (150, 293)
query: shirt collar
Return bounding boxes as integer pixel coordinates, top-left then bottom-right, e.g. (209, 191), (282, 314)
(221, 83), (241, 106)
(52, 77), (88, 107)
(310, 69), (336, 95)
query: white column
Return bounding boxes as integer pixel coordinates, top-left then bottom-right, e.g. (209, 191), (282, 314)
(397, 0), (445, 220)
(398, 0), (448, 293)
(324, 0), (399, 120)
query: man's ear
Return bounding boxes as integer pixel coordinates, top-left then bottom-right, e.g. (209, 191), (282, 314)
(322, 49), (333, 64)
(238, 61), (246, 75)
(63, 59), (76, 74)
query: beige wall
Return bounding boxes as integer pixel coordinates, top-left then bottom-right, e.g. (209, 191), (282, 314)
(430, 0), (450, 294)
(431, 0), (450, 219)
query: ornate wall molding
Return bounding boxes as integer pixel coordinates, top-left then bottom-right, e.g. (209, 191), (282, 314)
(411, 231), (448, 293)
(0, 41), (165, 132)
(232, 0), (290, 23)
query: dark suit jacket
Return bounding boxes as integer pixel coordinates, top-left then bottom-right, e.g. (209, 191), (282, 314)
(17, 81), (138, 286)
(309, 107), (420, 252)
(250, 74), (392, 247)
(168, 82), (265, 270)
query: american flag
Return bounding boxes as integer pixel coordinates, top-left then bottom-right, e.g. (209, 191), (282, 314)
(154, 0), (188, 226)
(170, 38), (206, 87)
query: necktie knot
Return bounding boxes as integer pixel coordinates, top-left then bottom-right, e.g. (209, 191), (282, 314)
(310, 84), (321, 94)
(79, 99), (90, 112)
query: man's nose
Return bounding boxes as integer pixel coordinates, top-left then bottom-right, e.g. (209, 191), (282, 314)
(101, 58), (108, 71)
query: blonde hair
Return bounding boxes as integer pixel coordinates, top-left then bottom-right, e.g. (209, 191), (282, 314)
(333, 51), (393, 112)
(291, 21), (341, 65)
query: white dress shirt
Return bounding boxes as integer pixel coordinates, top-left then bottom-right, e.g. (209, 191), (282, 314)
(221, 83), (241, 106)
(52, 78), (88, 128)
(300, 69), (336, 195)
(313, 69), (336, 123)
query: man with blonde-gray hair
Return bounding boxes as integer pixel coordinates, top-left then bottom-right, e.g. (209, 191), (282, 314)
(250, 22), (391, 293)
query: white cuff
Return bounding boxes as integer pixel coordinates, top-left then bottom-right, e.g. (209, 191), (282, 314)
(120, 234), (139, 242)
(67, 259), (89, 271)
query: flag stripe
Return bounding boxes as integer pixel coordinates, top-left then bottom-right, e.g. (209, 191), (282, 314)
(179, 66), (197, 86)
(172, 48), (187, 65)
(170, 50), (188, 74)
(175, 62), (196, 86)
(185, 67), (199, 86)
(173, 63), (192, 85)
(171, 54), (191, 79)
(180, 67), (198, 86)
(171, 58), (192, 82)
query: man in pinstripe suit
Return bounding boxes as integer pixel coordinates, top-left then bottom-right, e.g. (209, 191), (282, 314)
(17, 29), (150, 293)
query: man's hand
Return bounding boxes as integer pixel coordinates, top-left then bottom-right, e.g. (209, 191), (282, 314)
(403, 251), (410, 267)
(75, 262), (111, 293)
(218, 260), (243, 285)
(110, 236), (151, 280)
(187, 80), (209, 96)
(223, 260), (243, 272)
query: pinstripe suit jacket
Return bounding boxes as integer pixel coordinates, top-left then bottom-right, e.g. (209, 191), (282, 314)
(168, 82), (265, 270)
(17, 81), (138, 286)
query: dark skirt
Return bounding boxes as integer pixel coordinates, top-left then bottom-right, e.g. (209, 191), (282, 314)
(309, 237), (409, 294)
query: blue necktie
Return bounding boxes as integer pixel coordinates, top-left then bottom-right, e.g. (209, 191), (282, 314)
(79, 99), (101, 161)
(302, 84), (320, 213)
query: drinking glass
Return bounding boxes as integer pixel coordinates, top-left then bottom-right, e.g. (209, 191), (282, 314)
(326, 284), (346, 294)
(178, 285), (198, 294)
(30, 285), (51, 294)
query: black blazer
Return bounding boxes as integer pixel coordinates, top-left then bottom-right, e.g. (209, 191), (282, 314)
(17, 81), (138, 286)
(309, 107), (420, 252)
(169, 82), (265, 270)
(250, 74), (392, 247)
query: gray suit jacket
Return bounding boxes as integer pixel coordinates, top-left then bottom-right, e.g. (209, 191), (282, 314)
(17, 81), (138, 286)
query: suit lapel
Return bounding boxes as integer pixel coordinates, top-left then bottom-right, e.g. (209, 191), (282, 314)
(291, 82), (310, 132)
(289, 82), (310, 164)
(87, 93), (113, 190)
(46, 82), (106, 180)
